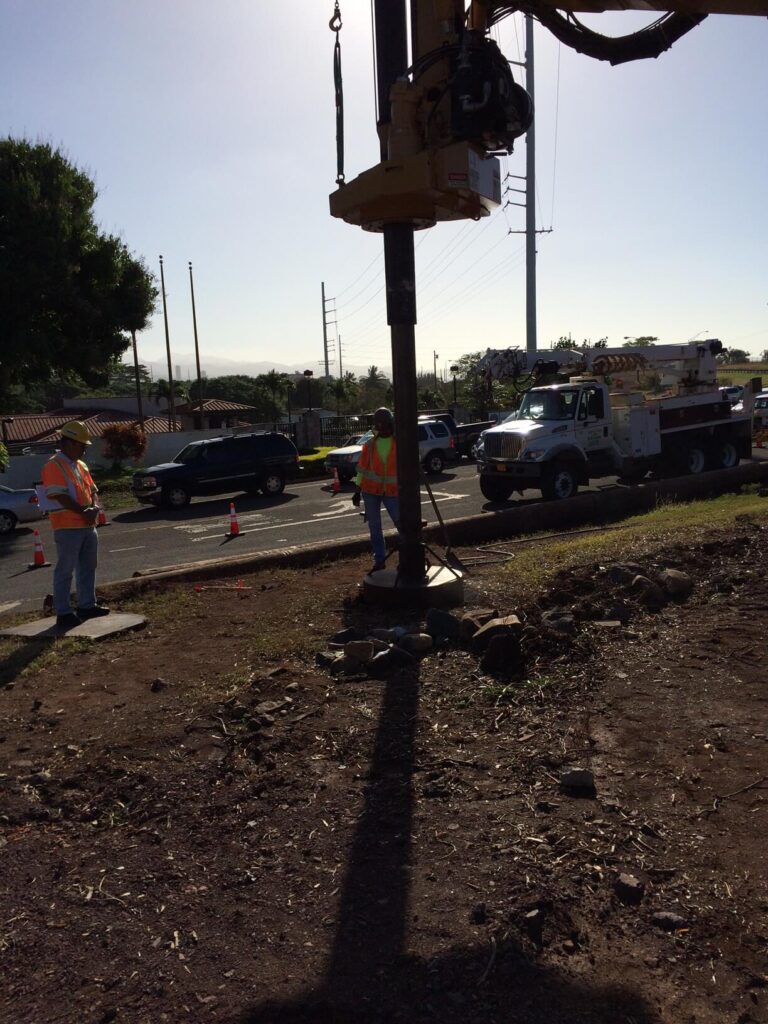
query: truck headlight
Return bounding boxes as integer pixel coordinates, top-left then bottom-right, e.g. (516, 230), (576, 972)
(138, 476), (157, 489)
(523, 449), (546, 460)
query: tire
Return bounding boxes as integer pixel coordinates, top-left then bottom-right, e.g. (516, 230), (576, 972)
(424, 451), (445, 475)
(161, 485), (191, 509)
(541, 462), (579, 501)
(261, 472), (285, 496)
(0, 510), (17, 536)
(713, 439), (739, 470)
(479, 476), (514, 503)
(682, 444), (707, 475)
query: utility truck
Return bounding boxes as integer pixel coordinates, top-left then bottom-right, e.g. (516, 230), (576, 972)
(473, 340), (756, 503)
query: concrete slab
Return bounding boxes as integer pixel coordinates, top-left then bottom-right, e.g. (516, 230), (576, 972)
(362, 565), (464, 608)
(0, 613), (146, 641)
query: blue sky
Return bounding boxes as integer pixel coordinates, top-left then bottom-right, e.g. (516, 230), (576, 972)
(2, 1), (767, 380)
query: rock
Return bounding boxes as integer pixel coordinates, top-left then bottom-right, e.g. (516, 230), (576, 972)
(368, 638), (390, 653)
(541, 610), (577, 635)
(368, 645), (416, 678)
(629, 575), (667, 610)
(592, 620), (623, 631)
(331, 626), (362, 644)
(459, 609), (498, 642)
(480, 633), (524, 674)
(608, 600), (633, 623)
(470, 902), (487, 924)
(399, 632), (433, 654)
(562, 939), (577, 954)
(607, 563), (645, 585)
(329, 656), (367, 678)
(316, 650), (342, 669)
(523, 908), (545, 942)
(711, 572), (734, 594)
(370, 622), (399, 638)
(560, 767), (596, 794)
(344, 640), (375, 664)
(659, 569), (693, 600)
(614, 873), (645, 905)
(150, 677), (167, 693)
(652, 911), (688, 932)
(425, 607), (461, 641)
(471, 614), (523, 653)
(254, 700), (289, 716)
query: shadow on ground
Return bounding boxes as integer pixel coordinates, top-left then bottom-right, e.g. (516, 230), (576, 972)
(239, 664), (658, 1024)
(111, 491), (300, 524)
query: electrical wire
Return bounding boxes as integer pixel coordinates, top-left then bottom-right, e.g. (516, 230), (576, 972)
(335, 250), (383, 299)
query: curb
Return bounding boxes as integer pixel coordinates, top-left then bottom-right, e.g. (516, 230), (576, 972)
(101, 460), (768, 597)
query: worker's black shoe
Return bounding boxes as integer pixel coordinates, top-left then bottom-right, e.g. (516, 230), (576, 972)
(77, 604), (110, 620)
(368, 562), (385, 575)
(56, 612), (81, 630)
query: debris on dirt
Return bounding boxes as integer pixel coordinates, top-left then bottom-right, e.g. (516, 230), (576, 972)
(614, 873), (645, 905)
(652, 911), (689, 932)
(560, 767), (597, 795)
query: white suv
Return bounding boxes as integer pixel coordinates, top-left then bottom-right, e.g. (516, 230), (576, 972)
(324, 419), (456, 480)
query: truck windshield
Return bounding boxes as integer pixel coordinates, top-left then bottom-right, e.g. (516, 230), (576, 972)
(518, 389), (578, 422)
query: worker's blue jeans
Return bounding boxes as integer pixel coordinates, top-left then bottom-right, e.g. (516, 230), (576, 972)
(53, 527), (98, 615)
(362, 493), (400, 567)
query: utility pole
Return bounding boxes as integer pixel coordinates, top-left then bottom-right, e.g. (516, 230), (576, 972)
(158, 255), (177, 432)
(525, 14), (537, 355)
(433, 350), (439, 390)
(130, 330), (145, 431)
(188, 262), (204, 429)
(321, 282), (337, 378)
(338, 334), (343, 377)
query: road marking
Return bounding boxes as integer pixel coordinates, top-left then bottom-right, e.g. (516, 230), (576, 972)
(0, 600), (21, 614)
(109, 546), (147, 553)
(313, 499), (354, 518)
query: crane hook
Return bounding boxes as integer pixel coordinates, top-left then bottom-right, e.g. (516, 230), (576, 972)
(329, 1), (342, 33)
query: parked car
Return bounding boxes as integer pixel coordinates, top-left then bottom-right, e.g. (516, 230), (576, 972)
(719, 385), (744, 406)
(754, 392), (768, 433)
(132, 432), (302, 509)
(417, 411), (496, 458)
(323, 419), (457, 480)
(0, 484), (45, 535)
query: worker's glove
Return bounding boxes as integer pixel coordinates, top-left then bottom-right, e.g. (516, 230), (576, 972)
(352, 490), (361, 508)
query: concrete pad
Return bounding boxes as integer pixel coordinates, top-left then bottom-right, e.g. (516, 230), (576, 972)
(0, 612), (146, 641)
(362, 565), (464, 608)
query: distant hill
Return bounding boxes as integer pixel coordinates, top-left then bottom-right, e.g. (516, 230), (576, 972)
(128, 352), (391, 381)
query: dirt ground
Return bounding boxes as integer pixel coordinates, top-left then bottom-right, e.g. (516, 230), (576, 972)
(1, 518), (767, 1024)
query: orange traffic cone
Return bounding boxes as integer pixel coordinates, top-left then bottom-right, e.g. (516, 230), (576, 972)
(332, 466), (341, 494)
(226, 502), (241, 537)
(28, 529), (51, 569)
(96, 506), (109, 527)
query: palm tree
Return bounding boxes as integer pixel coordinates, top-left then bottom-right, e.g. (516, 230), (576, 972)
(329, 378), (350, 416)
(360, 365), (389, 410)
(150, 378), (189, 429)
(262, 370), (291, 428)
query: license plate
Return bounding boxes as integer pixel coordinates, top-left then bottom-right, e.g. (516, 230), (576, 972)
(495, 463), (507, 472)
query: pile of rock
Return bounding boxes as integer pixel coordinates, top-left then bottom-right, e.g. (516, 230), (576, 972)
(317, 606), (526, 680)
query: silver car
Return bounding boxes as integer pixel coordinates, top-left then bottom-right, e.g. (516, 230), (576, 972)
(0, 484), (45, 535)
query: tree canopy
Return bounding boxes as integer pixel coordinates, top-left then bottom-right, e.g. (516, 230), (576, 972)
(0, 138), (157, 405)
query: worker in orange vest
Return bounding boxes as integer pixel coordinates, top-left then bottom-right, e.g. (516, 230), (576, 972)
(352, 407), (400, 573)
(41, 421), (110, 630)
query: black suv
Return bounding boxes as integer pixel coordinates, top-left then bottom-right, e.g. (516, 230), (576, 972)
(132, 432), (302, 509)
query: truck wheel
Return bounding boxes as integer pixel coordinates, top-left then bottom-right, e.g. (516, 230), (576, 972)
(541, 463), (579, 501)
(713, 439), (739, 469)
(479, 476), (513, 503)
(162, 485), (191, 509)
(262, 472), (285, 496)
(0, 510), (17, 535)
(424, 451), (445, 475)
(682, 444), (707, 475)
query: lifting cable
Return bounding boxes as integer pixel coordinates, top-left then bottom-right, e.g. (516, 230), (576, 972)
(329, 1), (345, 185)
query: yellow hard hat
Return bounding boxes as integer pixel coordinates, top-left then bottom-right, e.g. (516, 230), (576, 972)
(59, 420), (92, 445)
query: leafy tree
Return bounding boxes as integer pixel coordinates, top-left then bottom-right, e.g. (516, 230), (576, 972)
(418, 388), (442, 409)
(622, 336), (658, 347)
(261, 370), (291, 425)
(101, 424), (148, 470)
(0, 440), (8, 472)
(0, 138), (157, 406)
(150, 378), (189, 407)
(329, 377), (353, 415)
(360, 365), (390, 410)
(722, 348), (751, 364)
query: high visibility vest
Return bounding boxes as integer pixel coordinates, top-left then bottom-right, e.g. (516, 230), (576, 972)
(357, 436), (398, 497)
(41, 453), (97, 530)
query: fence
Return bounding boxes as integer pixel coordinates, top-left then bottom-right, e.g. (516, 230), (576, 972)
(320, 414), (374, 447)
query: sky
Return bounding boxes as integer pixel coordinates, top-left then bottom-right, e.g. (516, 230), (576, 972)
(2, 1), (767, 382)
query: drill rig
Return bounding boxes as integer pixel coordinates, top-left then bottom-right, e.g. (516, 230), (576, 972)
(328, 0), (768, 592)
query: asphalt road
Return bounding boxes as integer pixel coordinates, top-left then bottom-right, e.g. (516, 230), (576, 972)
(3, 454), (766, 615)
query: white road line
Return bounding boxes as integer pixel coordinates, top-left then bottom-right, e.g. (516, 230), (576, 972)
(188, 493), (470, 543)
(108, 546), (147, 553)
(0, 600), (21, 614)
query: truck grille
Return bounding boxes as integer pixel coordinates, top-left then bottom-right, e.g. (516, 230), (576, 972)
(484, 433), (523, 461)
